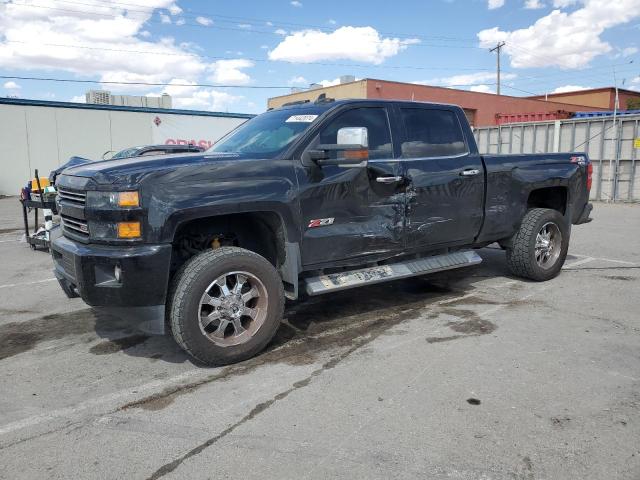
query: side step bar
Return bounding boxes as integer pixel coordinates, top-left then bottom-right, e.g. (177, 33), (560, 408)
(304, 250), (482, 296)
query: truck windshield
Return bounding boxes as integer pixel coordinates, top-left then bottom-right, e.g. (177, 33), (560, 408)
(208, 109), (319, 158)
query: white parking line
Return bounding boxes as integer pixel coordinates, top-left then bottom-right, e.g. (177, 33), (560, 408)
(0, 278), (56, 289)
(571, 253), (637, 266)
(563, 256), (595, 269)
(0, 368), (213, 437)
(0, 253), (627, 439)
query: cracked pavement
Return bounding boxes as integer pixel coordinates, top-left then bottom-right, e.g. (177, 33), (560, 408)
(0, 199), (639, 479)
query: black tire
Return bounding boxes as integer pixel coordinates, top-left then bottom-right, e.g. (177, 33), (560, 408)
(168, 247), (284, 366)
(505, 208), (569, 281)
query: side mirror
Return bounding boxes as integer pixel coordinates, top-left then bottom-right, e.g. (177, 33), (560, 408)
(309, 127), (369, 167)
(102, 150), (115, 160)
(337, 127), (368, 148)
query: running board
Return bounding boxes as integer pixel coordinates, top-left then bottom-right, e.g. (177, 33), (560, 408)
(304, 250), (482, 296)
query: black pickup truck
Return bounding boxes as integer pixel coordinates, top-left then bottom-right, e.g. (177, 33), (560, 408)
(52, 98), (593, 365)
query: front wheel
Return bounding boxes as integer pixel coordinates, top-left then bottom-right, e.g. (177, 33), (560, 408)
(168, 247), (284, 366)
(506, 208), (569, 281)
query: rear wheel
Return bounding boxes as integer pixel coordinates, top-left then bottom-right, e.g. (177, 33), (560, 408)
(506, 208), (569, 281)
(168, 247), (284, 365)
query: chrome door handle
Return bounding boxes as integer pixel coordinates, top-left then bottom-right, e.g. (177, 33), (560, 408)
(376, 176), (404, 184)
(460, 169), (480, 176)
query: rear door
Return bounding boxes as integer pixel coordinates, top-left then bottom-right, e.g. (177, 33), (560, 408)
(396, 105), (484, 248)
(296, 105), (406, 266)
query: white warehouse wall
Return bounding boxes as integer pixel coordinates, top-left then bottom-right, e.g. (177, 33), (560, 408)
(0, 99), (251, 195)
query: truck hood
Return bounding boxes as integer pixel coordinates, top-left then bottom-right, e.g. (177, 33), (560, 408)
(63, 151), (244, 185)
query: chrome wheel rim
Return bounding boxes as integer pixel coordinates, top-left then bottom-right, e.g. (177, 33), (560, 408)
(198, 271), (268, 347)
(535, 222), (562, 269)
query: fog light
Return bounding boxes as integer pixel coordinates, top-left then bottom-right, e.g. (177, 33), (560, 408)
(114, 264), (122, 282)
(117, 222), (141, 238)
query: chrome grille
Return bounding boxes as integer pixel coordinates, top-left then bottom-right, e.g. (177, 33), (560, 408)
(61, 214), (89, 237)
(57, 187), (86, 206)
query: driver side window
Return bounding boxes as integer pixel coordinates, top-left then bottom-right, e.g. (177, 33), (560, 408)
(318, 107), (393, 160)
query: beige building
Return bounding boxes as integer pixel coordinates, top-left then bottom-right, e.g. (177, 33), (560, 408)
(268, 78), (606, 127)
(528, 87), (640, 111)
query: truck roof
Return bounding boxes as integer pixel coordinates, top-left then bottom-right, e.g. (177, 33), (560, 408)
(273, 97), (463, 113)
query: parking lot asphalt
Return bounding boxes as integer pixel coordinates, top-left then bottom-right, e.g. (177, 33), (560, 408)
(0, 197), (638, 480)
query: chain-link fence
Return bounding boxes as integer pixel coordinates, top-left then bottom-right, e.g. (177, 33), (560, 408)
(474, 114), (640, 202)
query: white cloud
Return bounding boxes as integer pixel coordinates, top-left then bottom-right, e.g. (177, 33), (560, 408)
(314, 77), (360, 87)
(621, 46), (639, 57)
(478, 0), (640, 69)
(208, 59), (254, 85)
(288, 75), (308, 85)
(524, 0), (545, 8)
(416, 71), (517, 87)
(488, 0), (505, 9)
(3, 81), (21, 90)
(552, 0), (577, 6)
(168, 3), (182, 15)
(552, 84), (591, 93)
(413, 71), (518, 94)
(155, 79), (244, 112)
(318, 78), (342, 87)
(268, 26), (420, 64)
(274, 28), (288, 36)
(196, 16), (213, 26)
(291, 0), (303, 6)
(0, 0), (245, 112)
(160, 13), (171, 24)
(70, 95), (85, 103)
(0, 2), (205, 86)
(175, 18), (185, 26)
(260, 44), (269, 49)
(470, 85), (495, 93)
(237, 24), (252, 29)
(328, 19), (337, 25)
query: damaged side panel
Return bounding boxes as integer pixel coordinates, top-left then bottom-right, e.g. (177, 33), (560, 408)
(295, 161), (406, 267)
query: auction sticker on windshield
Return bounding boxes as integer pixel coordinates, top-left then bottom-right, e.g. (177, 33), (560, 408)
(286, 115), (318, 123)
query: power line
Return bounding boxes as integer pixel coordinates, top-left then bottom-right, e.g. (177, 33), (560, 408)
(5, 1), (483, 49)
(0, 75), (292, 89)
(3, 40), (494, 72)
(0, 75), (504, 90)
(52, 0), (480, 43)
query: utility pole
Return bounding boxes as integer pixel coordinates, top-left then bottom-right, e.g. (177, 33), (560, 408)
(490, 41), (506, 95)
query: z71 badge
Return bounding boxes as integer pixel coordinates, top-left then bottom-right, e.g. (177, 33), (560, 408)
(308, 217), (335, 228)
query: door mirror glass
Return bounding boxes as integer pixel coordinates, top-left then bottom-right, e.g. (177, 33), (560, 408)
(337, 127), (368, 148)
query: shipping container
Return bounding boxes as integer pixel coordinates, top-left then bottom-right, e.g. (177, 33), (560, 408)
(496, 111), (572, 125)
(573, 110), (640, 119)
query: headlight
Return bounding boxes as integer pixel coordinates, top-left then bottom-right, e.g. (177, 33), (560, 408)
(86, 191), (140, 209)
(88, 221), (142, 240)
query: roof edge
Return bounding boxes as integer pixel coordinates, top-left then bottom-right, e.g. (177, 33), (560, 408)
(0, 97), (254, 118)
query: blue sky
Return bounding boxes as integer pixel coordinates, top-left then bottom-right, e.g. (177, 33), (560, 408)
(1, 0), (639, 113)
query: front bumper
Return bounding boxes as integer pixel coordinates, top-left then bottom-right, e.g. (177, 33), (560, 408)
(51, 235), (172, 307)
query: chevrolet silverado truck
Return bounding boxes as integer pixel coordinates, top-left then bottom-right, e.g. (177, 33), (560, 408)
(52, 98), (593, 365)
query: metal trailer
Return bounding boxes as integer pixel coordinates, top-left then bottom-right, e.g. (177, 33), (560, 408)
(474, 114), (640, 202)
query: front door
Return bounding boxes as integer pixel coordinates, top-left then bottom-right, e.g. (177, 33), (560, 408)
(396, 105), (485, 249)
(296, 105), (405, 266)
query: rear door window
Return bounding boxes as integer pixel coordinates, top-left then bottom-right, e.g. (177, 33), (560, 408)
(399, 108), (467, 158)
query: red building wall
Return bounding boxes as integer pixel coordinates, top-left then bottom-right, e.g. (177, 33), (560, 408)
(365, 79), (606, 127)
